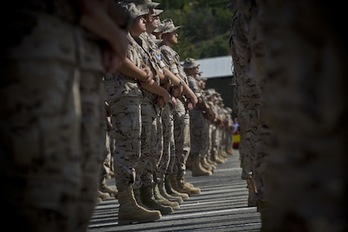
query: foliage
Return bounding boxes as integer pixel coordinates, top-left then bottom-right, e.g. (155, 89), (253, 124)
(155, 0), (234, 59)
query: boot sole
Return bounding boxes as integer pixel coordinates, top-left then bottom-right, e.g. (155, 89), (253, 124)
(118, 215), (162, 225)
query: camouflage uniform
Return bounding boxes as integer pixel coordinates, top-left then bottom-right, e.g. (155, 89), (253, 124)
(230, 0), (347, 230)
(184, 58), (212, 176)
(104, 32), (143, 193)
(0, 1), (106, 231)
(134, 32), (163, 190)
(140, 32), (172, 185)
(223, 107), (234, 155)
(186, 64), (204, 161)
(160, 44), (190, 181)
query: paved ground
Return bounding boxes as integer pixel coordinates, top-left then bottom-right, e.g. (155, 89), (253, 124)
(88, 150), (261, 232)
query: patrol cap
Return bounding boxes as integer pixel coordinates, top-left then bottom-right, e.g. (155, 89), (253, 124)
(142, 0), (160, 8)
(122, 0), (160, 8)
(183, 58), (200, 69)
(154, 18), (181, 34)
(204, 88), (216, 96)
(198, 76), (207, 82)
(121, 2), (149, 19)
(153, 20), (165, 33)
(153, 8), (164, 16)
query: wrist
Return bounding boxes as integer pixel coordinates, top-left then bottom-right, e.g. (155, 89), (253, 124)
(140, 71), (152, 83)
(177, 80), (184, 86)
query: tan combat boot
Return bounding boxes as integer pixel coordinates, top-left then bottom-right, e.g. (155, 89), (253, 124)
(153, 183), (180, 210)
(178, 178), (201, 196)
(207, 156), (218, 168)
(97, 190), (111, 202)
(100, 183), (118, 199)
(99, 172), (118, 198)
(200, 157), (214, 173)
(165, 176), (189, 200)
(139, 186), (174, 215)
(212, 151), (225, 164)
(191, 156), (212, 177)
(133, 188), (149, 209)
(158, 179), (183, 204)
(218, 150), (228, 160)
(117, 187), (162, 225)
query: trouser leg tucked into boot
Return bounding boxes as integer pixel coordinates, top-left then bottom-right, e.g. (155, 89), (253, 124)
(167, 175), (189, 200)
(159, 178), (183, 204)
(176, 173), (201, 196)
(191, 155), (212, 177)
(200, 156), (214, 173)
(117, 187), (162, 225)
(140, 186), (174, 215)
(100, 181), (118, 198)
(153, 183), (180, 210)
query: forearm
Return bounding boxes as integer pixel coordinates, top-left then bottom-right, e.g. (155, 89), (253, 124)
(117, 58), (151, 82)
(118, 59), (169, 98)
(163, 67), (182, 85)
(142, 80), (170, 98)
(182, 83), (197, 101)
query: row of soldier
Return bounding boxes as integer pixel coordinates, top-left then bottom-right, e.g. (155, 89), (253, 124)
(0, 0), (235, 231)
(96, 0), (235, 225)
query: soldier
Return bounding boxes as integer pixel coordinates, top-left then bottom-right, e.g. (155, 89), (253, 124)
(202, 89), (220, 169)
(153, 19), (201, 204)
(104, 2), (174, 224)
(137, 3), (187, 210)
(224, 107), (234, 155)
(126, 1), (175, 216)
(157, 18), (200, 197)
(230, 0), (347, 230)
(0, 0), (129, 231)
(183, 58), (212, 177)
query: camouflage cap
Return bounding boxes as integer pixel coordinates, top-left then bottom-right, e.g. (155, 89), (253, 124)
(153, 8), (164, 16)
(204, 88), (216, 96)
(121, 0), (160, 8)
(153, 20), (165, 33)
(121, 3), (149, 19)
(183, 58), (200, 69)
(154, 18), (181, 34)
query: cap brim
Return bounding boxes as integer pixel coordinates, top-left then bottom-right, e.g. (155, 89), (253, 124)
(167, 26), (181, 33)
(153, 9), (163, 16)
(148, 2), (160, 8)
(153, 27), (163, 33)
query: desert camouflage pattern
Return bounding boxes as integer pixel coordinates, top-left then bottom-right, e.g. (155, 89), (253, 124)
(157, 103), (175, 178)
(159, 44), (191, 178)
(133, 32), (164, 189)
(104, 32), (143, 193)
(229, 0), (347, 230)
(0, 7), (105, 231)
(187, 74), (207, 160)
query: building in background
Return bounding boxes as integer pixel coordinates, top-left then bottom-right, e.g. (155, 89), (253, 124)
(195, 56), (234, 111)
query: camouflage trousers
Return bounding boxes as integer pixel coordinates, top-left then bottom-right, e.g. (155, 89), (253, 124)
(158, 104), (175, 178)
(134, 100), (163, 189)
(189, 109), (208, 158)
(173, 100), (191, 177)
(202, 120), (212, 159)
(211, 124), (222, 161)
(99, 130), (114, 180)
(109, 96), (142, 192)
(0, 13), (105, 232)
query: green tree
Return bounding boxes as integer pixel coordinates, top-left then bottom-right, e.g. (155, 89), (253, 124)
(155, 0), (234, 59)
